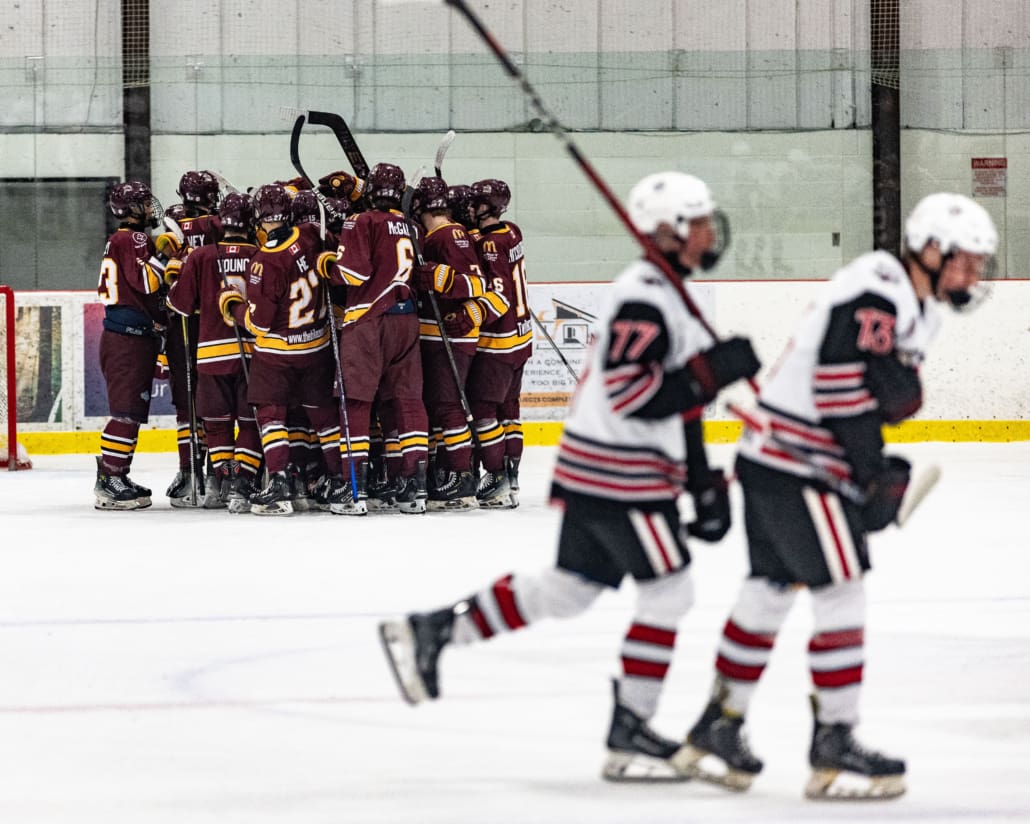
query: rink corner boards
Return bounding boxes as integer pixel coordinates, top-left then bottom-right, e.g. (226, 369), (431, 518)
(17, 419), (1030, 455)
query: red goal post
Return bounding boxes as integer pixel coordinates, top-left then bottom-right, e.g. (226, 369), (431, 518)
(0, 286), (32, 470)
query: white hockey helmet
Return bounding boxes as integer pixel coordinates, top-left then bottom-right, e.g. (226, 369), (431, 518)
(904, 193), (998, 257)
(628, 172), (716, 240)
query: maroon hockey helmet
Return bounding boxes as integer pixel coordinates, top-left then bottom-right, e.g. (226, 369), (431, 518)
(109, 180), (153, 218)
(324, 196), (350, 232)
(177, 170), (220, 210)
(251, 184), (293, 223)
(218, 192), (254, 232)
(471, 178), (511, 219)
(366, 163), (406, 208)
(413, 176), (449, 217)
(164, 202), (188, 222)
(291, 189), (320, 225)
(446, 184), (475, 229)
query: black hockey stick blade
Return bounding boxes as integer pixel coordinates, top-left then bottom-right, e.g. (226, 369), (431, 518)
(307, 110), (371, 179)
(288, 113), (313, 187)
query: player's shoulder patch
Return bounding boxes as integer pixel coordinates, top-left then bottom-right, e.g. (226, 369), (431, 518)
(131, 230), (149, 245)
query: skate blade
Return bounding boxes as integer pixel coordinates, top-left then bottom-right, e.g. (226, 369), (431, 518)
(397, 500), (427, 515)
(366, 499), (397, 513)
(169, 494), (203, 508)
(203, 496), (227, 510)
(378, 620), (429, 705)
(330, 500), (368, 516)
(250, 500), (294, 516)
(602, 750), (689, 783)
(227, 501), (252, 514)
(805, 769), (906, 800)
(671, 746), (756, 791)
(427, 497), (478, 512)
(95, 495), (150, 511)
(291, 496), (314, 512)
(477, 495), (517, 510)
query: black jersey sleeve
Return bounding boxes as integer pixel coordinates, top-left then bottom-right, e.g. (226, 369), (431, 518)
(601, 301), (708, 419)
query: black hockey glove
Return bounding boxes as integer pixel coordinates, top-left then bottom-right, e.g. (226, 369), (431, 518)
(685, 469), (731, 542)
(861, 455), (911, 532)
(686, 337), (761, 402)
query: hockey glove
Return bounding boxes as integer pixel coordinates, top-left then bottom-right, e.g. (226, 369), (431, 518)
(684, 469), (731, 542)
(318, 170), (360, 201)
(162, 257), (183, 287)
(443, 299), (485, 338)
(315, 251), (338, 279)
(416, 262), (455, 293)
(683, 469), (733, 539)
(686, 337), (761, 402)
(154, 231), (182, 261)
(861, 455), (911, 532)
(217, 286), (246, 328)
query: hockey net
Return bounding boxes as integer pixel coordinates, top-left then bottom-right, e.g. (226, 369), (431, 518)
(0, 287), (32, 470)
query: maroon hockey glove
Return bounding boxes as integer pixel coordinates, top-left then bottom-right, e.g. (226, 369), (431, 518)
(861, 455), (911, 532)
(443, 299), (484, 338)
(686, 337), (760, 401)
(685, 469), (731, 542)
(217, 286), (246, 328)
(416, 263), (454, 293)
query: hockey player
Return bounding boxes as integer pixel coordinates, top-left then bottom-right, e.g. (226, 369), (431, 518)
(217, 183), (343, 516)
(94, 180), (168, 509)
(329, 163), (431, 515)
(465, 179), (532, 508)
(164, 170), (224, 505)
(379, 172), (760, 781)
(166, 192), (260, 512)
(412, 176), (508, 510)
(678, 193), (998, 800)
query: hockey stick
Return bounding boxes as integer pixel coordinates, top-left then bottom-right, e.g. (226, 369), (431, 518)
(281, 107), (372, 180)
(401, 167), (482, 452)
(529, 312), (579, 382)
(443, 0), (755, 391)
(897, 464), (941, 526)
(180, 314), (203, 506)
(288, 112), (313, 188)
(435, 129), (456, 178)
(316, 197), (360, 501)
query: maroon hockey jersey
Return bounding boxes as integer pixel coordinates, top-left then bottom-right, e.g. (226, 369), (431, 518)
(475, 221), (533, 365)
(333, 209), (417, 325)
(97, 228), (166, 326)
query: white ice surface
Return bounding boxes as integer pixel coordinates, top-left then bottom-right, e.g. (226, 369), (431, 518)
(1, 443), (1029, 823)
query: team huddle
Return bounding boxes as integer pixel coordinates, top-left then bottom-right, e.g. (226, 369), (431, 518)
(94, 165), (531, 516)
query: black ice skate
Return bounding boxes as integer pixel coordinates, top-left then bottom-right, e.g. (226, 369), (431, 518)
(378, 607), (455, 705)
(166, 466), (203, 508)
(365, 457), (396, 512)
(602, 679), (687, 782)
(428, 470), (478, 512)
(249, 471), (293, 516)
(393, 460), (428, 514)
(805, 695), (906, 800)
(329, 463), (369, 516)
(673, 689), (763, 790)
(202, 465), (230, 509)
(476, 469), (515, 509)
(287, 463), (314, 512)
(505, 456), (521, 509)
(227, 467), (257, 514)
(94, 457), (151, 511)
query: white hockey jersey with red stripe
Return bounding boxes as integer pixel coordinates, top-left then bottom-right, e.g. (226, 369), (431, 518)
(738, 250), (941, 483)
(551, 259), (715, 504)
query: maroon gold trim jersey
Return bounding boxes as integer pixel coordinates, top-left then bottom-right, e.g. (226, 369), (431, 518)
(175, 213), (223, 250)
(97, 228), (166, 324)
(167, 240), (257, 375)
(333, 209), (417, 325)
(418, 221), (490, 354)
(475, 221), (533, 365)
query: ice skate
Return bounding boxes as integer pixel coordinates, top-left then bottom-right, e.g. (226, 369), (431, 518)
(94, 458), (151, 511)
(427, 470), (478, 512)
(329, 463), (368, 516)
(202, 465), (230, 509)
(378, 607), (455, 704)
(288, 463), (314, 512)
(249, 471), (294, 516)
(166, 466), (203, 508)
(476, 469), (515, 509)
(804, 695), (906, 800)
(602, 680), (687, 783)
(505, 456), (521, 509)
(673, 689), (763, 791)
(227, 468), (256, 514)
(394, 460), (428, 515)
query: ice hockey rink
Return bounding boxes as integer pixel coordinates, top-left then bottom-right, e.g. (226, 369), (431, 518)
(1, 441), (1028, 823)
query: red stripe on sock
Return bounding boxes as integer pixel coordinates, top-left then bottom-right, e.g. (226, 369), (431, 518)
(626, 623), (676, 648)
(716, 654), (765, 682)
(808, 628), (864, 652)
(469, 603), (494, 639)
(723, 619), (775, 649)
(811, 664), (864, 688)
(493, 574), (526, 631)
(622, 657), (670, 679)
